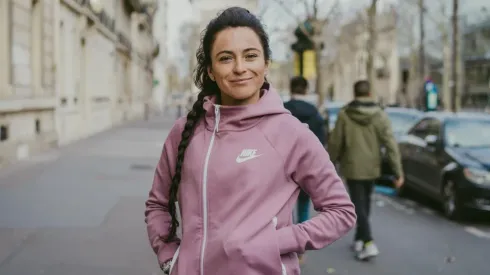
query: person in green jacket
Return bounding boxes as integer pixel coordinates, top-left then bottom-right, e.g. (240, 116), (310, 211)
(328, 80), (404, 261)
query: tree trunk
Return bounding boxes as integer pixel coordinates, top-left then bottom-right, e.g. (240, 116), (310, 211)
(442, 32), (451, 110)
(451, 0), (459, 112)
(408, 50), (419, 108)
(314, 40), (324, 107)
(366, 0), (378, 97)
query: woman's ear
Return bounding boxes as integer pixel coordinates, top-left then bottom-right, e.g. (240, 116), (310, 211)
(207, 66), (215, 81)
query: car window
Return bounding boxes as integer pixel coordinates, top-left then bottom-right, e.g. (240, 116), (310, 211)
(386, 112), (421, 134)
(409, 118), (441, 139)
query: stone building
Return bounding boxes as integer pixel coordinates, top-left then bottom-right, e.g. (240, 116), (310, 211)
(0, 0), (159, 166)
(323, 10), (400, 105)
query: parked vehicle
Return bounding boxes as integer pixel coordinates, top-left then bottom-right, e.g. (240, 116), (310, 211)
(397, 112), (490, 219)
(379, 108), (423, 186)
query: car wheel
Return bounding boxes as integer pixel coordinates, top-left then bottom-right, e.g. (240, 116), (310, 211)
(442, 180), (463, 220)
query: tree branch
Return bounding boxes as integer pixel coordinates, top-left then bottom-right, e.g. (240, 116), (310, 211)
(298, 0), (311, 17)
(270, 0), (302, 23)
(313, 0), (318, 18)
(257, 2), (269, 18)
(321, 0), (341, 21)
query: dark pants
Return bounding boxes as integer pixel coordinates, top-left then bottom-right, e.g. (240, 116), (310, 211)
(296, 190), (310, 223)
(346, 179), (375, 243)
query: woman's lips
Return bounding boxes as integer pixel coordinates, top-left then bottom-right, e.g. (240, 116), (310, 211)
(230, 77), (252, 84)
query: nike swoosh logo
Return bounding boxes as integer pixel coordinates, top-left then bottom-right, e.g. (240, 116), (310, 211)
(236, 154), (262, 163)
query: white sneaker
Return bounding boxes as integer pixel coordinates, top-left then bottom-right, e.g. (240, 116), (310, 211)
(352, 240), (364, 253)
(357, 242), (379, 261)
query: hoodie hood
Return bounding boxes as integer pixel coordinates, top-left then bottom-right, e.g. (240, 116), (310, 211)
(202, 82), (289, 132)
(344, 98), (382, 126)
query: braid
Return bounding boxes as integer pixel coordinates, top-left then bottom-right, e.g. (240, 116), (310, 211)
(165, 90), (210, 242)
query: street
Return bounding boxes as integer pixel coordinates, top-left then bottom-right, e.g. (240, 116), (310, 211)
(0, 116), (489, 275)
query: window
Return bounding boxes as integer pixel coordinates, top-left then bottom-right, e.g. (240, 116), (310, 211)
(409, 118), (441, 140)
(0, 0), (12, 89)
(31, 0), (44, 91)
(35, 119), (41, 134)
(0, 125), (8, 141)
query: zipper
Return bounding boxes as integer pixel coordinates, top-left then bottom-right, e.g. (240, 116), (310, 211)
(169, 246), (180, 274)
(272, 217), (287, 275)
(200, 105), (220, 275)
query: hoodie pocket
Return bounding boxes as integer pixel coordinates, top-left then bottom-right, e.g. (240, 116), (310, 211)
(272, 217), (287, 275)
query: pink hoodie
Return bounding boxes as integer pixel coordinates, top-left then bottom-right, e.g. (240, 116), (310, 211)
(145, 84), (356, 275)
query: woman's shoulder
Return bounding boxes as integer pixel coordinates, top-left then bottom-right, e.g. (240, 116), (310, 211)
(166, 116), (187, 142)
(260, 113), (311, 140)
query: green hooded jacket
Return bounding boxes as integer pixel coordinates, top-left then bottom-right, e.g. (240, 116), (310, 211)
(327, 98), (403, 180)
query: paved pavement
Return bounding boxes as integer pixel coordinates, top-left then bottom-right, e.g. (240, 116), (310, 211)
(0, 116), (175, 275)
(0, 115), (489, 275)
(302, 192), (490, 275)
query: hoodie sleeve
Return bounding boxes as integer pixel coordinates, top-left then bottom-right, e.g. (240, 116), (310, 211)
(145, 118), (185, 266)
(377, 112), (404, 179)
(276, 123), (356, 255)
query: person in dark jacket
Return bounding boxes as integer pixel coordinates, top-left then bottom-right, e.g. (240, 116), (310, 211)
(328, 80), (404, 261)
(284, 76), (326, 264)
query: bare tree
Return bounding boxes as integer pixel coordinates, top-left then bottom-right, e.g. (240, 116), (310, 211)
(167, 63), (180, 95)
(403, 0), (453, 110)
(366, 0), (379, 92)
(268, 0), (341, 107)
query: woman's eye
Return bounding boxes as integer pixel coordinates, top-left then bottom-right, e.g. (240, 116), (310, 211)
(219, 56), (232, 62)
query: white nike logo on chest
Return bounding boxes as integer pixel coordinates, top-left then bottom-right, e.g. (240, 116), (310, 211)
(236, 149), (262, 163)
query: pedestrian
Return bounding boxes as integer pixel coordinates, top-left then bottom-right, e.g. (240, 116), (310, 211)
(145, 7), (356, 275)
(328, 80), (404, 261)
(283, 76), (326, 264)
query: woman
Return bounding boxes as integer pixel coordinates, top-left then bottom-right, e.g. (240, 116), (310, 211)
(145, 7), (356, 275)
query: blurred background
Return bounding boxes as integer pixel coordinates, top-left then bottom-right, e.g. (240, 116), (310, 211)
(0, 0), (489, 275)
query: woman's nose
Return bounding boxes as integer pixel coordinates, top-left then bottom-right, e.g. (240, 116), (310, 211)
(233, 59), (246, 74)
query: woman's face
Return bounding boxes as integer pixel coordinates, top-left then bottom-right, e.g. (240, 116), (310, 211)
(208, 27), (269, 106)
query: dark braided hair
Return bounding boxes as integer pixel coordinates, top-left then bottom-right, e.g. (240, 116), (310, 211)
(164, 6), (272, 242)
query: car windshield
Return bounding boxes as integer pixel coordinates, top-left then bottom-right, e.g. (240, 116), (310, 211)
(386, 112), (421, 133)
(328, 107), (340, 119)
(445, 118), (490, 148)
(327, 107), (341, 128)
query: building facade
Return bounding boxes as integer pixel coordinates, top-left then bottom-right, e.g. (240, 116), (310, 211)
(0, 0), (159, 166)
(152, 0), (169, 113)
(323, 10), (400, 105)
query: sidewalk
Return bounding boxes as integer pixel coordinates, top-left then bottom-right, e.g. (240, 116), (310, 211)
(0, 115), (176, 275)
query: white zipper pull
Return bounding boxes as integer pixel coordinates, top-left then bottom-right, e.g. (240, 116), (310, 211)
(214, 105), (220, 133)
(272, 216), (278, 229)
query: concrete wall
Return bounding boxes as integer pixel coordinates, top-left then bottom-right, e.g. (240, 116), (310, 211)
(0, 0), (57, 165)
(0, 0), (158, 166)
(327, 11), (400, 104)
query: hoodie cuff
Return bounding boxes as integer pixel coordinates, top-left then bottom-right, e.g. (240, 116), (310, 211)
(157, 241), (180, 265)
(276, 226), (302, 255)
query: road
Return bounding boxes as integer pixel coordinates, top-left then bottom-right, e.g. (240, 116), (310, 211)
(0, 115), (489, 275)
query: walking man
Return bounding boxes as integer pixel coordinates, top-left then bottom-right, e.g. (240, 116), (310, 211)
(328, 80), (404, 260)
(284, 76), (326, 263)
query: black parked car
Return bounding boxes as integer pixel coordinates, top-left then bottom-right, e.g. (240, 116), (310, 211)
(379, 108), (423, 186)
(397, 112), (490, 219)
